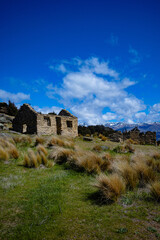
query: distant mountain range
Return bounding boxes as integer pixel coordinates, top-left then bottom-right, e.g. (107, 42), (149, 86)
(105, 122), (160, 140)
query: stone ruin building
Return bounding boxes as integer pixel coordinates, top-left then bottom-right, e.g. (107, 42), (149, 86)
(12, 104), (78, 137)
(105, 127), (156, 145)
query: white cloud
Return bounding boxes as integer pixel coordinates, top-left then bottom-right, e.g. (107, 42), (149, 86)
(49, 63), (67, 73)
(47, 57), (147, 124)
(0, 89), (30, 103)
(129, 46), (141, 64)
(102, 112), (117, 121)
(33, 106), (61, 114)
(145, 103), (160, 122)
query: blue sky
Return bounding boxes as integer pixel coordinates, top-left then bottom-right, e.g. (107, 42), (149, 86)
(0, 0), (160, 124)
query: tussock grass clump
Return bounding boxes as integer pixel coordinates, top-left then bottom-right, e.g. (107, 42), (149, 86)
(49, 148), (110, 173)
(125, 138), (136, 145)
(148, 181), (160, 201)
(85, 134), (90, 137)
(23, 148), (52, 168)
(0, 146), (9, 161)
(102, 152), (113, 161)
(98, 134), (107, 141)
(13, 136), (32, 145)
(36, 153), (42, 165)
(145, 153), (160, 173)
(40, 152), (48, 166)
(92, 145), (102, 152)
(48, 137), (65, 147)
(0, 138), (19, 159)
(23, 149), (38, 168)
(35, 136), (45, 146)
(48, 147), (75, 164)
(64, 140), (75, 149)
(76, 154), (101, 173)
(36, 145), (48, 156)
(7, 145), (19, 159)
(98, 134), (103, 139)
(132, 161), (155, 185)
(101, 136), (107, 141)
(152, 152), (160, 160)
(112, 160), (138, 189)
(94, 173), (126, 202)
(113, 143), (134, 153)
(0, 138), (12, 148)
(48, 137), (75, 149)
(75, 152), (110, 173)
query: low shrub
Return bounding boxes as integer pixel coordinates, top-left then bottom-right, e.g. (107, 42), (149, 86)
(94, 173), (126, 202)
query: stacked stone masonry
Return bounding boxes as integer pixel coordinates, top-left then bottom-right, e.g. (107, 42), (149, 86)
(13, 104), (78, 137)
(106, 127), (156, 145)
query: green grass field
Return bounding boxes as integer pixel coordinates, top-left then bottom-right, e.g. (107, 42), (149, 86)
(0, 133), (160, 240)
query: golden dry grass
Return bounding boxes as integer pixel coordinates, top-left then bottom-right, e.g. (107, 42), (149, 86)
(94, 173), (126, 202)
(0, 138), (19, 159)
(112, 160), (138, 189)
(74, 152), (110, 173)
(132, 161), (155, 185)
(23, 149), (38, 168)
(113, 143), (135, 153)
(0, 146), (9, 161)
(101, 136), (107, 141)
(48, 136), (75, 149)
(48, 137), (65, 147)
(40, 152), (48, 166)
(13, 135), (32, 145)
(35, 136), (45, 146)
(148, 181), (160, 201)
(36, 145), (48, 156)
(7, 145), (19, 159)
(48, 147), (75, 164)
(92, 145), (102, 152)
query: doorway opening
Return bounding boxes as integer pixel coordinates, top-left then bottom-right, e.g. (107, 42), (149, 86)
(56, 117), (62, 135)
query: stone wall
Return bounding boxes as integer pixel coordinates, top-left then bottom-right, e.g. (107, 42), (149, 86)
(13, 104), (78, 137)
(106, 127), (156, 145)
(12, 104), (37, 134)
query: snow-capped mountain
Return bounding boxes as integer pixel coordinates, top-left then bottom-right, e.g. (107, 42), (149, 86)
(105, 122), (160, 140)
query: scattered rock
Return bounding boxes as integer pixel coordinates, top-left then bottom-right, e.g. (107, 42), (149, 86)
(83, 137), (93, 141)
(101, 146), (109, 151)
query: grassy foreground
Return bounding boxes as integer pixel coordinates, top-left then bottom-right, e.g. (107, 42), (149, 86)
(0, 133), (160, 240)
